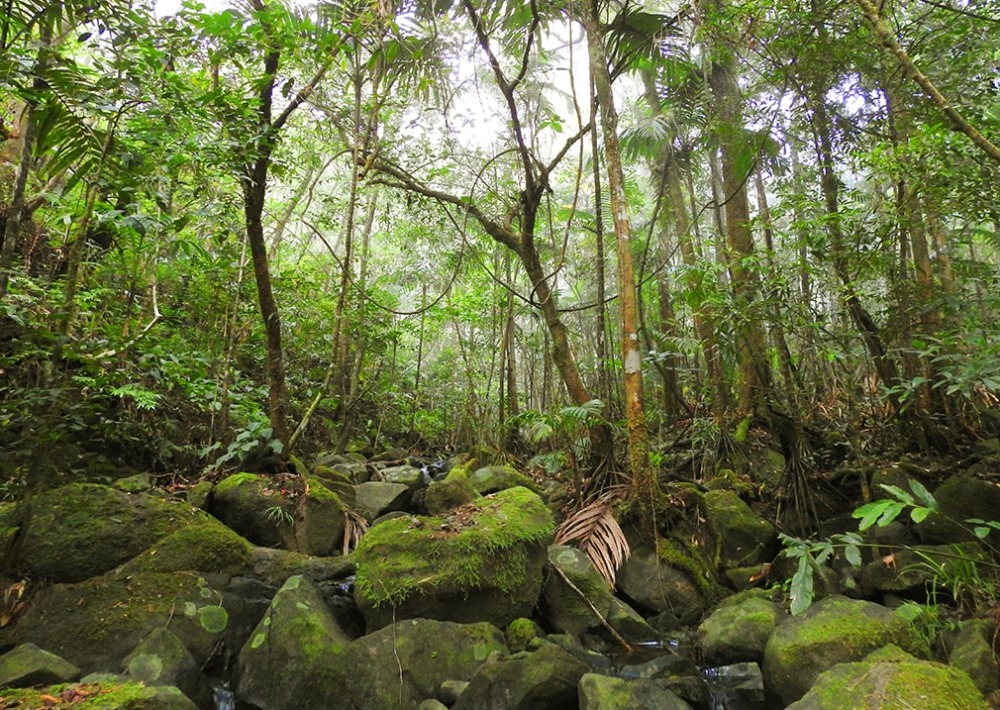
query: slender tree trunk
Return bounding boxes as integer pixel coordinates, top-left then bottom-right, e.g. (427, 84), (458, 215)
(590, 83), (611, 407)
(582, 2), (655, 513)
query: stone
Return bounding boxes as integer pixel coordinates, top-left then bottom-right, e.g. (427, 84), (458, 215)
(122, 628), (212, 709)
(237, 575), (351, 710)
(762, 596), (927, 705)
(702, 662), (765, 709)
(451, 641), (589, 710)
(380, 464), (424, 488)
(699, 592), (785, 665)
(0, 681), (198, 708)
(918, 475), (1000, 546)
(949, 619), (1000, 694)
(617, 542), (708, 624)
(354, 481), (411, 520)
(14, 483), (205, 583)
(703, 489), (777, 567)
(787, 645), (989, 709)
(861, 542), (986, 597)
(343, 619), (506, 709)
(0, 643), (80, 688)
(211, 473), (295, 548)
(542, 545), (614, 637)
(117, 518), (253, 575)
(467, 465), (540, 495)
(0, 572), (227, 674)
(578, 673), (693, 709)
(353, 487), (554, 631)
(293, 476), (346, 555)
(423, 478), (479, 515)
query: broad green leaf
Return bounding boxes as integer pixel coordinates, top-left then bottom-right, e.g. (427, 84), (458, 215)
(878, 484), (914, 505)
(789, 555), (814, 615)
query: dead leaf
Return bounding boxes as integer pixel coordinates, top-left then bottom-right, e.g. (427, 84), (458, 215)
(882, 553), (896, 569)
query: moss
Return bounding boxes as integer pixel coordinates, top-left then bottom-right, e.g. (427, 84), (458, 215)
(444, 458), (479, 484)
(119, 519), (253, 574)
(0, 680), (194, 708)
(214, 472), (266, 495)
(354, 486), (553, 607)
(505, 618), (541, 653)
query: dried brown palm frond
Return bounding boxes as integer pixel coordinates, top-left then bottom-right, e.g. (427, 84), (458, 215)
(554, 494), (630, 587)
(342, 508), (369, 555)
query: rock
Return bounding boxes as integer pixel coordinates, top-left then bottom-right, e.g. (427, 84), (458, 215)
(353, 487), (554, 630)
(423, 478), (479, 515)
(14, 483), (204, 583)
(418, 701), (449, 710)
(605, 597), (658, 642)
(949, 619), (1000, 694)
(787, 645), (989, 709)
(702, 662), (765, 710)
(380, 464), (424, 488)
(113, 473), (153, 493)
(0, 681), (198, 708)
(0, 572), (227, 674)
(293, 477), (346, 555)
(249, 546), (355, 588)
(617, 654), (699, 681)
(703, 489), (777, 567)
(118, 519), (253, 575)
(211, 473), (295, 548)
(312, 466), (357, 503)
(762, 596), (927, 705)
(237, 575), (351, 710)
(438, 679), (470, 704)
(451, 641), (589, 710)
(861, 542), (986, 597)
(578, 673), (693, 709)
(468, 465), (540, 495)
(122, 628), (212, 709)
(617, 541), (709, 625)
(699, 592), (785, 665)
(542, 545), (614, 637)
(186, 481), (213, 510)
(0, 643), (80, 688)
(343, 619), (507, 709)
(354, 481), (411, 520)
(918, 475), (1000, 545)
(505, 618), (543, 653)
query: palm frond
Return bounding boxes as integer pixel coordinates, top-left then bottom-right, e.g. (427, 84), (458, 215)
(342, 506), (369, 554)
(554, 495), (630, 587)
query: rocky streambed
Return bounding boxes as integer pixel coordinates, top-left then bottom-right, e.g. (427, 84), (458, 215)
(0, 445), (998, 708)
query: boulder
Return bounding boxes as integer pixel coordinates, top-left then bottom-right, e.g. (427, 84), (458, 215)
(949, 619), (1000, 694)
(762, 596), (927, 705)
(543, 545), (614, 637)
(236, 575), (351, 710)
(14, 483), (204, 583)
(699, 592), (785, 665)
(354, 481), (411, 520)
(861, 541), (986, 597)
(123, 628), (212, 709)
(0, 643), (80, 688)
(117, 518), (253, 575)
(211, 473), (295, 548)
(343, 619), (508, 709)
(578, 673), (693, 709)
(468, 465), (540, 495)
(918, 475), (1000, 546)
(0, 681), (197, 708)
(0, 572), (227, 674)
(353, 487), (554, 630)
(292, 477), (346, 556)
(451, 641), (589, 710)
(423, 478), (479, 515)
(617, 540), (709, 625)
(787, 645), (989, 709)
(703, 489), (777, 567)
(380, 464), (424, 489)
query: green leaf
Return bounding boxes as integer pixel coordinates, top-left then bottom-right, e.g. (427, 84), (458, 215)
(844, 543), (861, 567)
(910, 507), (933, 524)
(908, 479), (937, 509)
(878, 484), (915, 505)
(789, 555), (814, 615)
(854, 500), (893, 531)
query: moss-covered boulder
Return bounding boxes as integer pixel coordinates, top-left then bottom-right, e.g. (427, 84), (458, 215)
(451, 640), (589, 710)
(703, 489), (777, 567)
(380, 464), (424, 489)
(543, 545), (614, 637)
(122, 628), (212, 709)
(14, 483), (203, 583)
(236, 575), (351, 710)
(787, 645), (989, 709)
(699, 591), (785, 665)
(423, 478), (479, 515)
(763, 596), (927, 705)
(211, 473), (295, 548)
(293, 477), (346, 556)
(617, 541), (709, 626)
(118, 518), (253, 575)
(353, 487), (554, 630)
(468, 465), (540, 495)
(249, 546), (355, 588)
(861, 542), (986, 597)
(918, 475), (1000, 546)
(578, 673), (693, 709)
(0, 642), (80, 688)
(949, 619), (1000, 695)
(0, 572), (227, 674)
(354, 480), (411, 521)
(0, 680), (197, 708)
(343, 619), (508, 709)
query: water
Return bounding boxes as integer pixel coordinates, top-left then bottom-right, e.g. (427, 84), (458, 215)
(213, 684), (235, 710)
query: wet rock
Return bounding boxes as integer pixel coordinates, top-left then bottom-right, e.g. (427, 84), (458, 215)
(451, 640), (589, 710)
(123, 628), (212, 709)
(236, 575), (351, 710)
(699, 592), (785, 665)
(0, 643), (80, 688)
(353, 487), (553, 631)
(787, 645), (988, 709)
(702, 662), (765, 710)
(578, 672), (693, 709)
(762, 596), (927, 705)
(343, 619), (507, 710)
